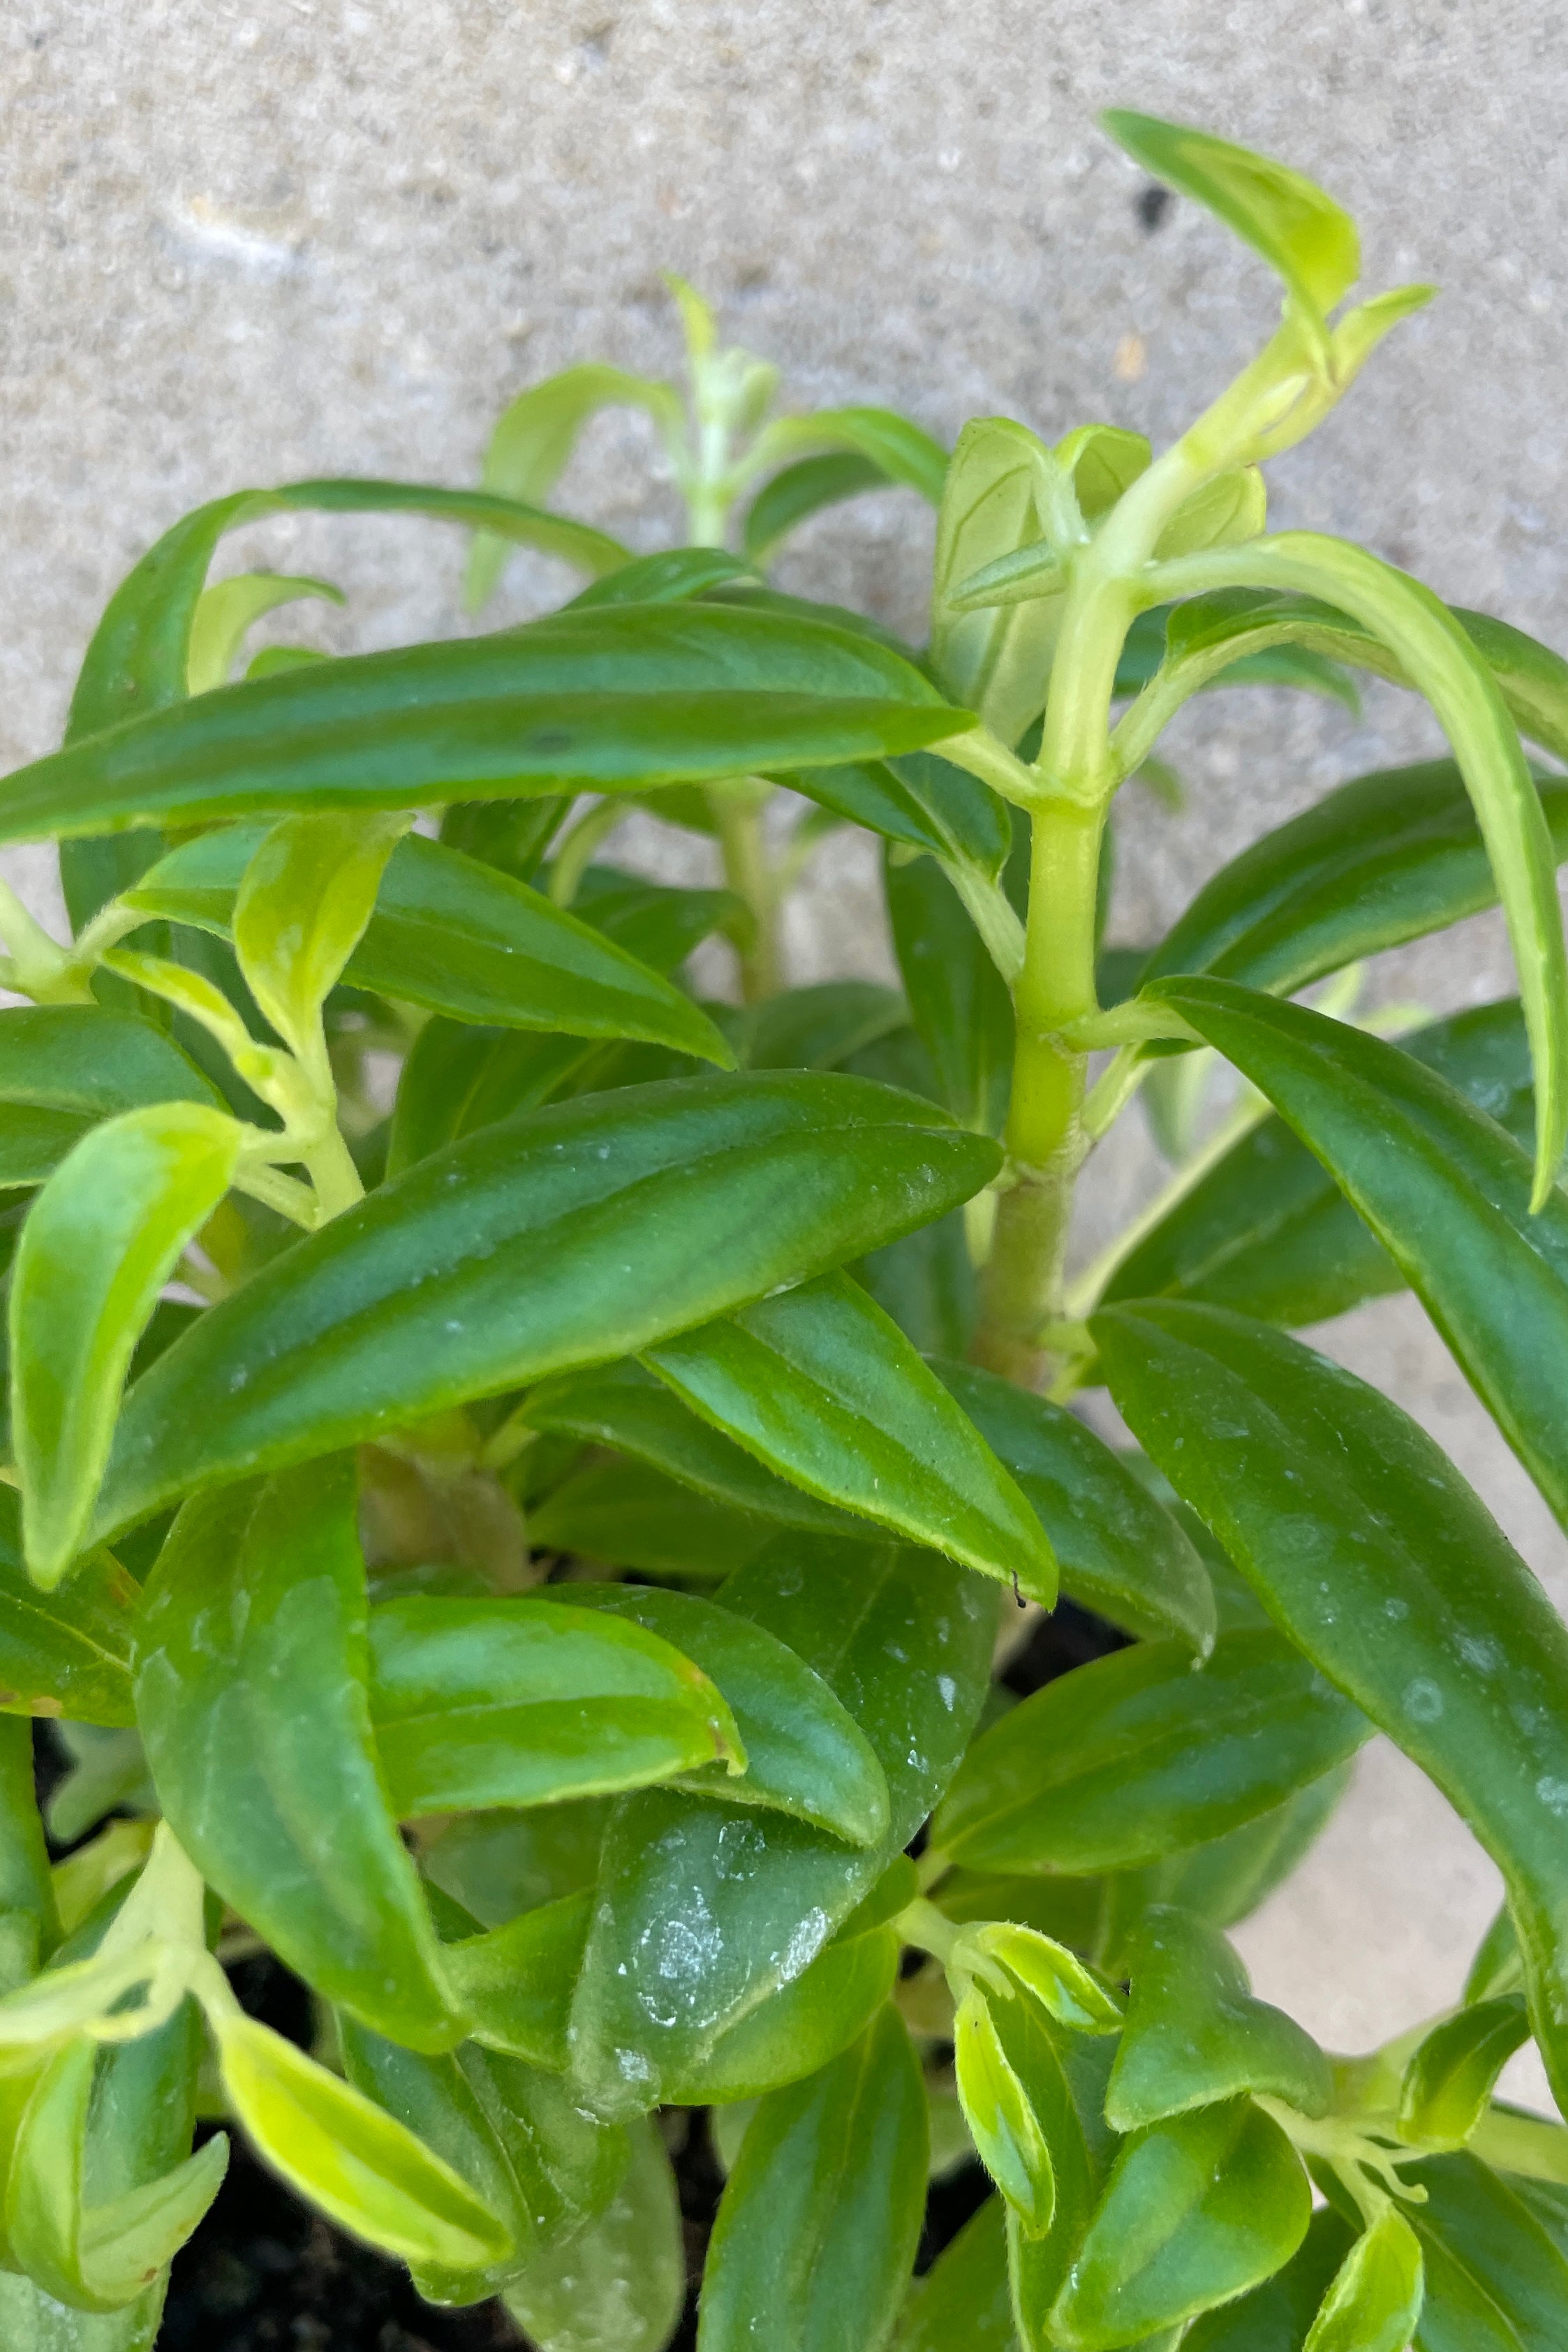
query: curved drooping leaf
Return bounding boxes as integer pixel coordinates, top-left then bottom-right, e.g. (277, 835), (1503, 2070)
(1104, 998), (1532, 1331)
(568, 1538), (993, 2112)
(932, 1632), (1369, 1877)
(0, 1488), (138, 1727)
(697, 2008), (929, 2352)
(125, 826), (734, 1065)
(781, 750), (1012, 881)
(0, 1009), (223, 1192)
(1095, 1299), (1568, 2117)
(92, 1072), (999, 1540)
(8, 605), (968, 849)
(929, 1359), (1216, 1650)
(644, 1273), (1056, 1600)
(743, 452), (889, 567)
(134, 1458), (460, 2050)
(1397, 1996), (1531, 2152)
(366, 1595), (744, 1817)
(1147, 979), (1568, 1530)
(542, 1583), (889, 1847)
(11, 1101), (244, 1586)
(1141, 760), (1568, 1000)
(501, 2111), (686, 2352)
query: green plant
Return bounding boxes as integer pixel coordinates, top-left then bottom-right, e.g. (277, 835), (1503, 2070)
(0, 102), (1565, 2351)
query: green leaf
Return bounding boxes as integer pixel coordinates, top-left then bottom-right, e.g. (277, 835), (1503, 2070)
(1155, 469), (1269, 561)
(0, 1490), (138, 1728)
(1095, 1299), (1568, 2119)
(127, 825), (734, 1065)
(568, 1538), (993, 2110)
(743, 452), (890, 567)
(663, 1920), (901, 2106)
(747, 406), (947, 504)
(1465, 1906), (1525, 2006)
(0, 2273), (166, 2349)
(644, 1273), (1056, 1599)
(501, 2111), (686, 2352)
(929, 1360), (1215, 1651)
(885, 849), (1014, 1132)
(134, 1458), (460, 2049)
(929, 419), (1060, 747)
(0, 1715), (56, 1993)
(442, 1891), (594, 2071)
(438, 793), (570, 885)
(1406, 2151), (1568, 2351)
(1107, 1905), (1331, 2131)
(366, 1593), (744, 1817)
(1104, 998), (1533, 1330)
(1398, 1997), (1531, 2152)
(999, 1999), (1108, 2342)
(211, 2006), (512, 2270)
(1301, 2208), (1423, 2352)
(1101, 112), (1359, 321)
(0, 1009), (223, 1192)
(12, 1102), (244, 1586)
(231, 807), (407, 1054)
(1144, 977), (1568, 1530)
(13, 605), (968, 849)
(741, 982), (910, 1072)
(525, 1459), (773, 1582)
(933, 1632), (1369, 1876)
(893, 2196), (1016, 2352)
(570, 547), (758, 610)
(1456, 606), (1568, 768)
(185, 570), (343, 696)
(1141, 759), (1568, 1002)
(783, 750), (1012, 880)
(538, 1583), (889, 1847)
(1151, 1762), (1356, 1932)
(94, 1071), (998, 1539)
(1051, 2097), (1311, 2349)
(1182, 2207), (1356, 2351)
(697, 2006), (928, 2352)
(954, 1990), (1056, 2236)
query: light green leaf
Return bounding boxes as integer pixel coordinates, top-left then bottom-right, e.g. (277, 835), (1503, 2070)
(11, 1102), (243, 1586)
(231, 808), (408, 1056)
(1107, 1905), (1331, 2131)
(1095, 1299), (1568, 2120)
(501, 2111), (685, 2352)
(1405, 2150), (1568, 2349)
(0, 1009), (223, 1193)
(0, 1490), (138, 1729)
(954, 1990), (1056, 2237)
(929, 417), (1061, 747)
(1398, 1997), (1531, 2152)
(662, 1921), (901, 2106)
(1302, 2207), (1424, 2352)
(970, 1922), (1124, 2036)
(186, 570), (342, 696)
(1181, 2207), (1356, 2351)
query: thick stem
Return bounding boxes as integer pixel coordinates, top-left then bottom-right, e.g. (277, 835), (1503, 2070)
(712, 790), (781, 1003)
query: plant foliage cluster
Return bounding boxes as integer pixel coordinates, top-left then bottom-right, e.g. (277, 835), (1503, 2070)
(0, 109), (1565, 2349)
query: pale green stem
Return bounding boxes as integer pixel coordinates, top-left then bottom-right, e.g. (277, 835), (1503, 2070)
(712, 787), (781, 1002)
(549, 797), (625, 908)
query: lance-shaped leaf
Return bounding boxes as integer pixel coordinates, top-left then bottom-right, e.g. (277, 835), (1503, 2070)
(0, 1489), (138, 1728)
(742, 407), (947, 568)
(231, 808), (408, 1056)
(697, 2007), (929, 2352)
(892, 2196), (1014, 2352)
(933, 1632), (1369, 1877)
(92, 1072), (998, 1541)
(126, 824), (734, 1065)
(11, 1102), (243, 1587)
(9, 604), (968, 849)
(954, 1990), (1056, 2236)
(568, 1538), (994, 2111)
(1095, 1299), (1568, 2118)
(969, 1922), (1124, 2036)
(365, 1594), (744, 1817)
(4, 2037), (228, 2313)
(644, 1273), (1056, 1601)
(930, 1359), (1215, 1651)
(744, 453), (892, 567)
(1398, 1997), (1531, 2152)
(1182, 2208), (1357, 2352)
(1141, 758), (1568, 1001)
(443, 1892), (595, 2072)
(1156, 534), (1568, 1202)
(0, 1009), (223, 1193)
(209, 2005), (511, 2271)
(502, 2111), (685, 2352)
(540, 1583), (889, 1847)
(1107, 1906), (1331, 2131)
(1301, 2207), (1423, 2352)
(1144, 977), (1568, 1532)
(134, 1459), (460, 2050)
(1104, 998), (1533, 1331)
(779, 750), (1012, 882)
(998, 1997), (1107, 2343)
(1051, 2097), (1311, 2350)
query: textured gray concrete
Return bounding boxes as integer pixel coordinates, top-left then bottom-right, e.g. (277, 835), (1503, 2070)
(4, 0), (1568, 2100)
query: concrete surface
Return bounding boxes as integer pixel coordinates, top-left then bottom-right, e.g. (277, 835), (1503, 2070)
(4, 0), (1568, 2101)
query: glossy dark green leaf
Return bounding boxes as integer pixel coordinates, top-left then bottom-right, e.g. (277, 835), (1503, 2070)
(0, 1010), (222, 1192)
(1146, 977), (1568, 1534)
(568, 1537), (993, 2110)
(893, 2194), (1015, 2352)
(741, 982), (908, 1072)
(645, 1273), (1056, 1599)
(423, 1802), (607, 1928)
(12, 1102), (244, 1585)
(933, 1632), (1369, 1877)
(526, 1458), (774, 1581)
(1407, 2152), (1568, 2352)
(542, 1584), (889, 1846)
(1398, 1997), (1531, 2152)
(885, 848), (1013, 1133)
(663, 1921), (900, 2106)
(1183, 2208), (1357, 2352)
(134, 1458), (459, 2050)
(1104, 999), (1532, 1329)
(438, 794), (570, 885)
(94, 1072), (999, 1541)
(366, 1594), (744, 1817)
(1051, 2097), (1311, 2349)
(1141, 761), (1568, 1001)
(8, 605), (966, 848)
(929, 1360), (1215, 1651)
(0, 1489), (138, 1728)
(126, 825), (733, 1065)
(501, 2111), (685, 2352)
(1096, 1299), (1568, 2118)
(698, 2006), (928, 2352)
(787, 748), (1013, 884)
(1107, 1906), (1331, 2131)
